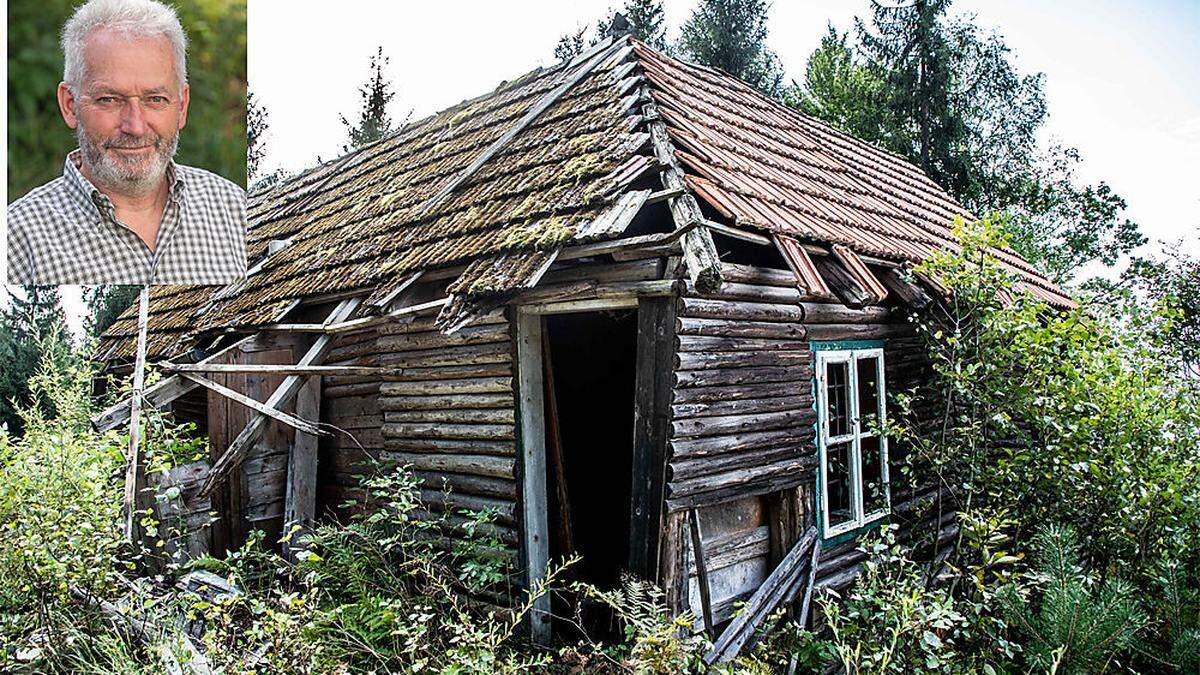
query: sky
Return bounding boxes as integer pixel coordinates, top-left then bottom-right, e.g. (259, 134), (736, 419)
(5, 0), (1199, 337)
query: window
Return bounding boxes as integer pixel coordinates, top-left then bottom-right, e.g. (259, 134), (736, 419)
(815, 346), (890, 537)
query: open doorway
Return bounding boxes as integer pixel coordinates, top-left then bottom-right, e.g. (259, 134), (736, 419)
(541, 308), (638, 639)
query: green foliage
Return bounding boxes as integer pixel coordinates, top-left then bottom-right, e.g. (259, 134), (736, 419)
(0, 286), (67, 436)
(677, 0), (783, 96)
(790, 1), (1143, 281)
(7, 0), (247, 197)
(1124, 244), (1200, 372)
(821, 526), (968, 674)
(1000, 524), (1146, 673)
(571, 575), (707, 672)
(83, 285), (139, 338)
(556, 0), (668, 62)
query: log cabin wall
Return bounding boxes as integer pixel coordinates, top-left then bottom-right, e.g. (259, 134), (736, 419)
(666, 260), (957, 620)
(316, 308), (521, 599)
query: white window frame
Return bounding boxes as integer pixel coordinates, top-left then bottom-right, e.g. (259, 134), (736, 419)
(815, 347), (891, 538)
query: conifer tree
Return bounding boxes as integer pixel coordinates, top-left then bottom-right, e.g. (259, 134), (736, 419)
(247, 91), (269, 182)
(677, 0), (783, 96)
(0, 286), (66, 435)
(341, 47), (398, 152)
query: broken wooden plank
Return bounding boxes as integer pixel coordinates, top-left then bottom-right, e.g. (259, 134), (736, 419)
(704, 526), (818, 664)
(200, 298), (361, 497)
(177, 372), (326, 437)
(689, 507), (716, 639)
(122, 287), (150, 545)
(283, 375), (320, 562)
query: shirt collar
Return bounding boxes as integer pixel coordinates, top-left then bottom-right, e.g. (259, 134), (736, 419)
(62, 149), (185, 217)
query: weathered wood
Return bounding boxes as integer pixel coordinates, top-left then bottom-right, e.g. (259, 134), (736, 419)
(660, 511), (688, 615)
(832, 245), (888, 303)
(699, 218), (772, 245)
(669, 456), (813, 498)
(671, 409), (809, 439)
(414, 472), (517, 500)
(378, 451), (515, 478)
(689, 508), (716, 639)
(382, 408), (513, 424)
(676, 317), (806, 340)
(629, 296), (675, 578)
(515, 310), (551, 645)
(718, 263), (797, 287)
(178, 372), (325, 436)
(671, 394), (812, 420)
(673, 365), (812, 389)
(676, 334), (809, 353)
(675, 349), (808, 371)
(122, 287), (151, 547)
(201, 298), (360, 497)
(379, 377), (513, 396)
(677, 297), (805, 323)
(671, 381), (810, 405)
(646, 97), (722, 293)
(381, 422), (515, 441)
(283, 375), (320, 562)
(774, 235), (834, 299)
(813, 255), (872, 308)
(383, 438), (514, 455)
(879, 266), (932, 309)
(799, 302), (892, 325)
(542, 325), (574, 556)
(704, 527), (818, 664)
(805, 322), (914, 341)
(380, 393), (513, 411)
(684, 280), (807, 304)
(670, 443), (803, 482)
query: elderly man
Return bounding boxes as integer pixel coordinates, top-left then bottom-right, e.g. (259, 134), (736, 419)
(7, 0), (246, 285)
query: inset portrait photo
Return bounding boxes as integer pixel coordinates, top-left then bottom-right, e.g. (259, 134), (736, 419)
(6, 0), (248, 285)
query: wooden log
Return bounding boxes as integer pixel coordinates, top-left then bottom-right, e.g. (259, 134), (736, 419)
(414, 472), (517, 500)
(376, 341), (512, 368)
(717, 263), (797, 287)
(671, 409), (810, 439)
(383, 438), (514, 455)
(323, 381), (382, 399)
(670, 443), (803, 481)
(539, 258), (664, 285)
(383, 409), (513, 424)
(382, 422), (515, 441)
(676, 334), (809, 353)
(671, 394), (812, 421)
(675, 350), (808, 371)
(672, 381), (810, 405)
(376, 324), (511, 351)
(805, 323), (914, 341)
(380, 393), (513, 411)
(689, 508), (716, 639)
(799, 302), (892, 325)
(670, 427), (815, 458)
(379, 377), (513, 396)
(376, 451), (515, 479)
(676, 317), (807, 340)
(674, 365), (812, 389)
(669, 456), (814, 499)
(677, 297), (805, 323)
(668, 471), (814, 512)
(683, 281), (806, 304)
(419, 490), (516, 524)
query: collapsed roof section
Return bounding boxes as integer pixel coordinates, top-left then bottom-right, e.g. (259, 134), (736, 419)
(99, 35), (1070, 363)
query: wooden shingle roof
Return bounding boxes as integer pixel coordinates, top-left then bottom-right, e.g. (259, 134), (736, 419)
(99, 36), (1069, 362)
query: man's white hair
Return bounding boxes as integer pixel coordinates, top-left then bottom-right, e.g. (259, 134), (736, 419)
(61, 0), (188, 93)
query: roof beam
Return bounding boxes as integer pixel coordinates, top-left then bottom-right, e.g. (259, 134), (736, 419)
(177, 372), (326, 437)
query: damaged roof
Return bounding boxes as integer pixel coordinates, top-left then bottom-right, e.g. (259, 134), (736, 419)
(99, 35), (1070, 362)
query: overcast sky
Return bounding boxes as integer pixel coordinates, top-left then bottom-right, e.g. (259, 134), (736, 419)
(7, 0), (1199, 336)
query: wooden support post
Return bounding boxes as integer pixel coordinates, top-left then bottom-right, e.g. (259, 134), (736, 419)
(516, 309), (551, 645)
(283, 375), (321, 562)
(629, 296), (675, 578)
(689, 507), (716, 639)
(541, 329), (574, 556)
(200, 298), (360, 497)
(122, 287), (150, 546)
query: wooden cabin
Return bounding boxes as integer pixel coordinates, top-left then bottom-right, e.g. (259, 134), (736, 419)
(95, 33), (1070, 651)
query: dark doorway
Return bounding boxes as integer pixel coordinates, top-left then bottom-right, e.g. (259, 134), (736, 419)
(541, 308), (638, 638)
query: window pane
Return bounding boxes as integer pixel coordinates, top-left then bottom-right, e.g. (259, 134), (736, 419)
(825, 360), (850, 438)
(861, 435), (888, 515)
(825, 441), (854, 527)
(857, 355), (880, 431)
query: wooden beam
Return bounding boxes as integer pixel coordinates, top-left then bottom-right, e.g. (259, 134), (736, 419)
(122, 287), (150, 546)
(200, 298), (360, 497)
(177, 372), (325, 436)
(515, 309), (551, 645)
(283, 375), (320, 562)
(164, 363), (421, 376)
(645, 94), (723, 293)
(92, 333), (258, 433)
(259, 297), (448, 334)
(700, 218), (772, 245)
(628, 296), (675, 579)
(689, 508), (716, 639)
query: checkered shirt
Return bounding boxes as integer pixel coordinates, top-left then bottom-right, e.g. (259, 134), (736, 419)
(6, 150), (247, 285)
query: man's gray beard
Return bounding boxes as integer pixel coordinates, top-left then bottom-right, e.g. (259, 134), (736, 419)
(76, 124), (178, 197)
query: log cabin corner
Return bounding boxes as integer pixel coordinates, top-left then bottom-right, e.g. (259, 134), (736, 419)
(93, 28), (1072, 659)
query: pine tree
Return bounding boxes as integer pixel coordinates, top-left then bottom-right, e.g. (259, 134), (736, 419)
(83, 285), (139, 339)
(341, 47), (399, 152)
(556, 0), (667, 62)
(0, 286), (66, 435)
(247, 91), (269, 182)
(555, 25), (587, 61)
(677, 0), (784, 96)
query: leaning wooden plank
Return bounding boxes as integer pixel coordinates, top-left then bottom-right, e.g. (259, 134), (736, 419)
(797, 537), (822, 628)
(284, 375), (321, 563)
(689, 507), (716, 639)
(92, 333), (258, 433)
(177, 372), (326, 437)
(122, 287), (150, 545)
(704, 527), (818, 664)
(200, 298), (361, 497)
(260, 297), (449, 334)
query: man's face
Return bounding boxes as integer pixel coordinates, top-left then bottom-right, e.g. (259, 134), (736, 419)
(57, 30), (189, 196)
